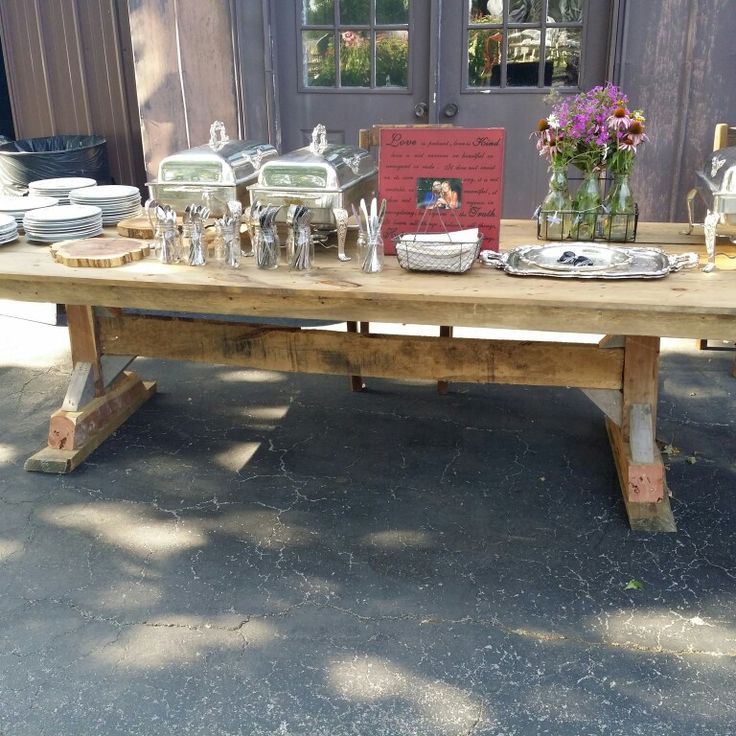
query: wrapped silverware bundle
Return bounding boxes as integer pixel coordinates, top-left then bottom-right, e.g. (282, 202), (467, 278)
(352, 197), (386, 274)
(183, 203), (210, 266)
(250, 201), (281, 270)
(286, 204), (314, 271)
(145, 200), (178, 264)
(213, 212), (241, 269)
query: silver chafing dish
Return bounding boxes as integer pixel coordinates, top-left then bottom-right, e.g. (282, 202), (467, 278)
(686, 146), (736, 238)
(147, 121), (278, 217)
(247, 124), (377, 260)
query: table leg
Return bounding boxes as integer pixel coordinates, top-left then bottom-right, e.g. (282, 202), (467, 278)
(605, 335), (675, 532)
(24, 305), (156, 473)
(437, 326), (453, 394)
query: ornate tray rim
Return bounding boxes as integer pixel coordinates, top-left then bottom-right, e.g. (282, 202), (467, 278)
(480, 244), (698, 280)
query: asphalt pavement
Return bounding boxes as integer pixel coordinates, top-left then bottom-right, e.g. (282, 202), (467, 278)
(1, 312), (735, 736)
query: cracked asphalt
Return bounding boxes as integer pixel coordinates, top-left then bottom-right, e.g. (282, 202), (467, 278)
(1, 312), (735, 735)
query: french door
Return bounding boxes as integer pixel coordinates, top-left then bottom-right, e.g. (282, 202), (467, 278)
(272, 0), (613, 217)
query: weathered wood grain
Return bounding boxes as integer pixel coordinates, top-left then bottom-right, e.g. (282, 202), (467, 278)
(95, 312), (625, 389)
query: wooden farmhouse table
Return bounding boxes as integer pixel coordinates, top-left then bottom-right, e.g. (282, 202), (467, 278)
(1, 220), (734, 532)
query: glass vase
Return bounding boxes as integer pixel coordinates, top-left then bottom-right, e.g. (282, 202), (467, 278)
(359, 233), (384, 273)
(572, 170), (601, 241)
(539, 163), (572, 241)
(601, 172), (636, 241)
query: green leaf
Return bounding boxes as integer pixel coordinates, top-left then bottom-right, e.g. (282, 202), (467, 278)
(624, 579), (644, 590)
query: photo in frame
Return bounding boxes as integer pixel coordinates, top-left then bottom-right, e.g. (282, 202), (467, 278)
(378, 127), (505, 254)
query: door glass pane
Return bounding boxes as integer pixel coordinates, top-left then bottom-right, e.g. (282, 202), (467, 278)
(546, 27), (580, 86)
(468, 29), (502, 87)
(304, 0), (334, 25)
(340, 0), (370, 25)
(469, 0), (502, 23)
(509, 0), (542, 23)
(548, 0), (583, 23)
(340, 30), (371, 86)
(376, 30), (408, 86)
(303, 30), (336, 86)
(376, 0), (409, 24)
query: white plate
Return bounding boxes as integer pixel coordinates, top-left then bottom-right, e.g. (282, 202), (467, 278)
(28, 177), (96, 192)
(23, 204), (102, 223)
(68, 185), (139, 200)
(0, 213), (16, 228)
(0, 195), (59, 213)
(26, 228), (103, 243)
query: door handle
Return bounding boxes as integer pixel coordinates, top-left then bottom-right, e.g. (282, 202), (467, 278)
(414, 102), (428, 118)
(442, 102), (459, 118)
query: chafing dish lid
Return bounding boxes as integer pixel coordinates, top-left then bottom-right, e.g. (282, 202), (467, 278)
(155, 122), (277, 186)
(696, 147), (736, 195)
(254, 124), (376, 191)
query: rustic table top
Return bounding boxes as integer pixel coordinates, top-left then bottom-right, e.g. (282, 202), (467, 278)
(1, 220), (734, 340)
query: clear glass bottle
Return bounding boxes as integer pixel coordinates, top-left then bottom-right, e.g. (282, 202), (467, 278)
(539, 162), (572, 241)
(572, 169), (602, 241)
(601, 172), (635, 241)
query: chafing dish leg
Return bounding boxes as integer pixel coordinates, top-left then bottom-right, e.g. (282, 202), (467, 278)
(703, 210), (718, 272)
(334, 207), (351, 261)
(684, 188), (698, 235)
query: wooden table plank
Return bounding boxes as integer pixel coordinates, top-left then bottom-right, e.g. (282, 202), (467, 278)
(0, 222), (734, 341)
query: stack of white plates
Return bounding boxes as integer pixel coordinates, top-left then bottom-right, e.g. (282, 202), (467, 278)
(0, 195), (59, 228)
(23, 204), (103, 243)
(28, 177), (97, 204)
(0, 213), (19, 244)
(68, 185), (142, 225)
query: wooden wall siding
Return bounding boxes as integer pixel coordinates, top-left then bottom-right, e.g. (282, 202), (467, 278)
(126, 0), (241, 180)
(0, 0), (145, 189)
(231, 0), (276, 145)
(619, 0), (736, 222)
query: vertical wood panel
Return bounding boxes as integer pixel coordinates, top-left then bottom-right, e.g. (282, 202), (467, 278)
(619, 0), (736, 222)
(0, 0), (145, 188)
(127, 0), (241, 179)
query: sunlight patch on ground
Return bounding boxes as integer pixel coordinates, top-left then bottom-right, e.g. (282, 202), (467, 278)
(217, 369), (287, 383)
(211, 509), (316, 548)
(0, 444), (18, 464)
(362, 529), (434, 549)
(329, 655), (489, 732)
(593, 609), (735, 656)
(214, 441), (261, 473)
(39, 503), (207, 557)
(95, 616), (278, 669)
(0, 538), (24, 561)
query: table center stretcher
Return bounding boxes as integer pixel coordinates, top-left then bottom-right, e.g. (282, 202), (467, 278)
(1, 220), (734, 532)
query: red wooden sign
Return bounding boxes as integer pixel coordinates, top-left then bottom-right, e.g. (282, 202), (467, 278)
(378, 127), (505, 254)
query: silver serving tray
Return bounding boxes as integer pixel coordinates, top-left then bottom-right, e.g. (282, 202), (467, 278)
(481, 244), (698, 279)
(518, 243), (633, 272)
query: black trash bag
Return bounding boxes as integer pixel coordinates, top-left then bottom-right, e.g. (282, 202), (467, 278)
(0, 135), (111, 195)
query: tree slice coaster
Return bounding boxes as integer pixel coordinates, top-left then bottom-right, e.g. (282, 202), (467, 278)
(51, 238), (150, 268)
(117, 216), (155, 239)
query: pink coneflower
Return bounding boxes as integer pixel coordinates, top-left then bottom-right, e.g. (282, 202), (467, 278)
(607, 106), (632, 131)
(618, 135), (637, 152)
(626, 120), (648, 146)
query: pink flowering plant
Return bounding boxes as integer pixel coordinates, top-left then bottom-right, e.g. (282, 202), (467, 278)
(532, 83), (648, 174)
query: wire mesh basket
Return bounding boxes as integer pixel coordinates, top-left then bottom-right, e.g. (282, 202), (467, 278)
(393, 206), (483, 273)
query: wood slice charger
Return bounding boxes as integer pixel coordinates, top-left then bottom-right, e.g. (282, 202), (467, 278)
(117, 215), (155, 240)
(51, 238), (150, 268)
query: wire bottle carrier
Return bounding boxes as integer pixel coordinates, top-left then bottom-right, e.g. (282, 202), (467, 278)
(393, 205), (483, 273)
